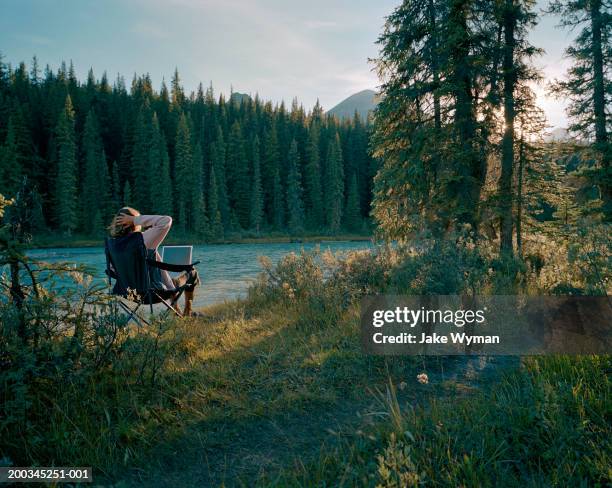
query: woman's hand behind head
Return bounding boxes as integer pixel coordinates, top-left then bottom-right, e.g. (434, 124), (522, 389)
(115, 214), (135, 229)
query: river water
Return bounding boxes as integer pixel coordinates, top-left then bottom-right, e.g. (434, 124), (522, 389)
(26, 241), (372, 309)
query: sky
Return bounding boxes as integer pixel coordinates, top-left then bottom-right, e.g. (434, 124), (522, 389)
(1, 0), (574, 128)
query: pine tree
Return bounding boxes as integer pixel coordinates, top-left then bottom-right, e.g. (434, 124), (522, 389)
(192, 142), (209, 237)
(111, 161), (120, 209)
(272, 167), (283, 229)
(131, 104), (153, 211)
(208, 165), (224, 239)
(498, 0), (540, 255)
(211, 126), (230, 228)
(54, 95), (78, 235)
(514, 87), (548, 256)
(344, 173), (362, 232)
(0, 116), (23, 195)
(149, 114), (173, 215)
(324, 133), (344, 232)
(304, 121), (323, 229)
(123, 180), (133, 207)
(263, 126), (283, 228)
(549, 0), (612, 218)
(286, 139), (305, 233)
(81, 109), (111, 235)
(226, 121), (250, 228)
(170, 67), (185, 108)
(249, 135), (264, 233)
(174, 112), (193, 233)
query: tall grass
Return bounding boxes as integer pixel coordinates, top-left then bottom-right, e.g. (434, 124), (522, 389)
(266, 355), (611, 487)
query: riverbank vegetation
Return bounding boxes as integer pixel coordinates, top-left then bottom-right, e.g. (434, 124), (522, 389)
(1, 231), (609, 485)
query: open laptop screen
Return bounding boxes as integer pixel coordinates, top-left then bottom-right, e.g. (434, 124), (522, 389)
(161, 246), (193, 278)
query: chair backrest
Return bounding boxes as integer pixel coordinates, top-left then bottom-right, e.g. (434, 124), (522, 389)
(105, 232), (151, 298)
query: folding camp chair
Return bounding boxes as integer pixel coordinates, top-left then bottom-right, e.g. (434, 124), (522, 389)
(104, 232), (200, 326)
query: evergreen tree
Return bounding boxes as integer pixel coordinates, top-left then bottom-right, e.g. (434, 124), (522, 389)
(54, 95), (78, 235)
(498, 0), (540, 255)
(208, 165), (224, 239)
(549, 0), (612, 218)
(111, 161), (120, 209)
(123, 180), (133, 207)
(371, 0), (535, 240)
(149, 114), (173, 215)
(130, 104), (153, 211)
(170, 67), (185, 107)
(0, 116), (24, 195)
(304, 121), (323, 229)
(81, 109), (111, 235)
(249, 135), (264, 233)
(286, 139), (305, 233)
(324, 133), (344, 232)
(263, 126), (282, 227)
(272, 167), (283, 229)
(192, 142), (209, 236)
(226, 121), (250, 228)
(174, 112), (193, 233)
(514, 87), (549, 256)
(344, 173), (362, 232)
(211, 127), (230, 228)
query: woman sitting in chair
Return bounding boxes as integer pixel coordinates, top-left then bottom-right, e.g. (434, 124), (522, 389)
(109, 207), (200, 316)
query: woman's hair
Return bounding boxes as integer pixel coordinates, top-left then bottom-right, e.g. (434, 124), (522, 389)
(108, 207), (141, 238)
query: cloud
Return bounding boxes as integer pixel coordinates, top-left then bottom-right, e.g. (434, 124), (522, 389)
(131, 20), (169, 40)
(303, 20), (338, 30)
(15, 34), (53, 46)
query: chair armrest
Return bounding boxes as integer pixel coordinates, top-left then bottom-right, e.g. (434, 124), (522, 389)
(146, 259), (200, 272)
(105, 268), (119, 279)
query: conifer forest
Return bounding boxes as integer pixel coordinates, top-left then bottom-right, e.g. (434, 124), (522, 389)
(0, 60), (373, 240)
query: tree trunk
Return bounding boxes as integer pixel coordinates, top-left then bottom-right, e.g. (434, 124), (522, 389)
(449, 0), (482, 230)
(590, 0), (611, 213)
(428, 0), (442, 133)
(499, 0), (516, 256)
(516, 135), (525, 257)
(9, 259), (27, 341)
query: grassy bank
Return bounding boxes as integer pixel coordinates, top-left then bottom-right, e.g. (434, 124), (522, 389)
(4, 292), (608, 487)
(2, 245), (609, 486)
(27, 232), (373, 249)
(268, 354), (611, 487)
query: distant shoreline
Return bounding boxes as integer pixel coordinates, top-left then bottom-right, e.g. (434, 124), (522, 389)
(27, 233), (374, 249)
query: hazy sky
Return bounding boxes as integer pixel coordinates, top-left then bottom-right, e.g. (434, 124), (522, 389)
(1, 0), (574, 128)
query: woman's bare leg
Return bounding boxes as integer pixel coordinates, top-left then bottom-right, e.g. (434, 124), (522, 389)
(183, 289), (194, 316)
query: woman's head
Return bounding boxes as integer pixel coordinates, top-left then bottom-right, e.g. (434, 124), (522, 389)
(108, 207), (141, 237)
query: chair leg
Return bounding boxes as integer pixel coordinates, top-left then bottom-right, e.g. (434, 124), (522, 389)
(118, 300), (151, 326)
(154, 292), (184, 318)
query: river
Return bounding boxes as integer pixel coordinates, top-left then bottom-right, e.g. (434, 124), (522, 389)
(26, 241), (373, 310)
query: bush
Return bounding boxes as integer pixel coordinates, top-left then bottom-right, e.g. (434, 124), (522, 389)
(0, 259), (179, 470)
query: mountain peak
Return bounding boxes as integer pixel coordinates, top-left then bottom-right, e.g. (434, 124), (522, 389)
(328, 89), (378, 121)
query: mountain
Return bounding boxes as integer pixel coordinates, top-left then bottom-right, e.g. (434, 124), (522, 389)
(328, 89), (378, 121)
(543, 127), (571, 142)
(230, 92), (252, 105)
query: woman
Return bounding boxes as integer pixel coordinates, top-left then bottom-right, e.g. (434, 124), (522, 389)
(109, 207), (200, 316)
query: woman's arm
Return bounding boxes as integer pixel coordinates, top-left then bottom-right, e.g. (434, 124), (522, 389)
(133, 215), (173, 250)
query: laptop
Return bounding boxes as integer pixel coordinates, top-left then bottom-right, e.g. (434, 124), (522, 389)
(161, 245), (193, 278)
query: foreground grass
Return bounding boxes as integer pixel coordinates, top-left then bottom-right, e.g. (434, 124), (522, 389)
(9, 296), (428, 484)
(7, 285), (609, 487)
(266, 355), (611, 487)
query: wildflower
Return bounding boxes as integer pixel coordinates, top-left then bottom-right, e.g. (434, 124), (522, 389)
(398, 381), (407, 391)
(417, 373), (428, 385)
